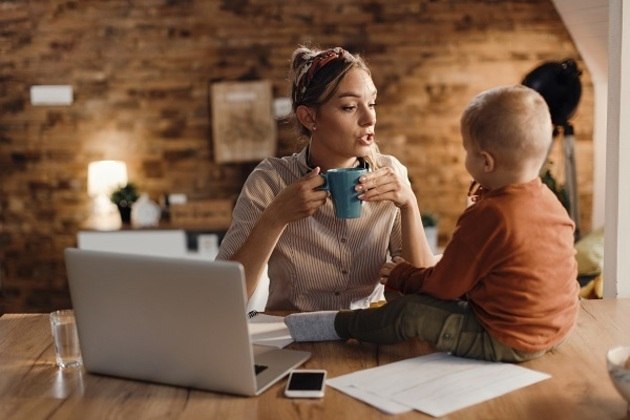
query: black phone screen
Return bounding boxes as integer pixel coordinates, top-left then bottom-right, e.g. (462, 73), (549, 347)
(287, 371), (325, 390)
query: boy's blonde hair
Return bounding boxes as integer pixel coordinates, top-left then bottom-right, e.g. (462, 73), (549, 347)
(460, 85), (553, 170)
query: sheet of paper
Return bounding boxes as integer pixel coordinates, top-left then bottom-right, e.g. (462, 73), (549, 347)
(247, 314), (293, 348)
(327, 352), (551, 417)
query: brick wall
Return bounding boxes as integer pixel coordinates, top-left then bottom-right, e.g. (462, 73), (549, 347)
(0, 0), (593, 313)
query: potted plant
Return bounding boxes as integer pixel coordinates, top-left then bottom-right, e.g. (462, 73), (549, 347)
(110, 183), (139, 225)
(422, 212), (439, 253)
(421, 213), (437, 229)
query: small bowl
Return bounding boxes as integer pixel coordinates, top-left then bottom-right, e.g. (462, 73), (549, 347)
(607, 346), (630, 403)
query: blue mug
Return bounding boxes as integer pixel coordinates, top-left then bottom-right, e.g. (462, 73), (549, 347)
(320, 167), (367, 219)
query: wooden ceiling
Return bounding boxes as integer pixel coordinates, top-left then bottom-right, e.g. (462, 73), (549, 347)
(552, 0), (609, 82)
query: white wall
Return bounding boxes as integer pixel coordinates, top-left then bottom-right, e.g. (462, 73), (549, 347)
(552, 0), (629, 297)
(551, 0), (609, 228)
(604, 0), (630, 298)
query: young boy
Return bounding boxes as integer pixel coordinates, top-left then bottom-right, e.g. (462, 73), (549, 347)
(284, 85), (579, 362)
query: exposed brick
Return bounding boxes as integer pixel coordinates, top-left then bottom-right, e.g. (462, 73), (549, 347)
(0, 0), (593, 313)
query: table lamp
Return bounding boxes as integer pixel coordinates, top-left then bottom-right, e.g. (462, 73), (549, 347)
(87, 160), (128, 230)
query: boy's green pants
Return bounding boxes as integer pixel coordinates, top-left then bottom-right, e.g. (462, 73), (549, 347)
(334, 294), (546, 362)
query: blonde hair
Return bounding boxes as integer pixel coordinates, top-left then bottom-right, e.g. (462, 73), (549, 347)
(461, 85), (552, 170)
(289, 45), (381, 170)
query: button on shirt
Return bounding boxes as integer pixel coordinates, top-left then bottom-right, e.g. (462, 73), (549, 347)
(216, 147), (408, 311)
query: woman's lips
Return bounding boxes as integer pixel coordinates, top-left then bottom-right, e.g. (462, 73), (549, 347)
(358, 133), (374, 145)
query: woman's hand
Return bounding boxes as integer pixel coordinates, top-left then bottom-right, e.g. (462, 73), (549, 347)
(266, 167), (329, 225)
(379, 256), (407, 285)
(356, 166), (415, 209)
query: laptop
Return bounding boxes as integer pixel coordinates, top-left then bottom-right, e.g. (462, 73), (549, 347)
(64, 248), (310, 396)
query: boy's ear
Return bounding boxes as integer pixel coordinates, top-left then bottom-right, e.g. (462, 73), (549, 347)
(295, 105), (316, 128)
(481, 150), (495, 172)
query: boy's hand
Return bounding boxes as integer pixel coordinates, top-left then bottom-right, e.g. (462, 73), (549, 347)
(379, 256), (407, 285)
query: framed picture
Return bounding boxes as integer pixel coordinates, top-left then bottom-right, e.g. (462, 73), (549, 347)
(211, 80), (276, 163)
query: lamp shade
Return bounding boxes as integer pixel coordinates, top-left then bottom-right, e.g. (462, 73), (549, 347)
(522, 59), (582, 126)
(87, 160), (128, 197)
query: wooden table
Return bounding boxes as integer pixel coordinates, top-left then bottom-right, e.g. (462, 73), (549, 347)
(1, 299), (629, 419)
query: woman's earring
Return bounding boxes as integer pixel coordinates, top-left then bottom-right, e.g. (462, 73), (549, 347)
(311, 125), (317, 131)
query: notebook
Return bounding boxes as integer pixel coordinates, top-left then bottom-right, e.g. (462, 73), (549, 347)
(64, 248), (310, 396)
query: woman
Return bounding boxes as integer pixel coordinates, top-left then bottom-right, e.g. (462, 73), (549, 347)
(217, 46), (434, 311)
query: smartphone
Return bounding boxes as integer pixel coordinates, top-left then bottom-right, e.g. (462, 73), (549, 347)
(284, 369), (327, 398)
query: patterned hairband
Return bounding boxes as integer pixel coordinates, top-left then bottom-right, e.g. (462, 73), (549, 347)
(294, 47), (346, 102)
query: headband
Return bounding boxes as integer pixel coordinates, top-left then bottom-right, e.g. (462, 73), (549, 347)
(294, 47), (347, 104)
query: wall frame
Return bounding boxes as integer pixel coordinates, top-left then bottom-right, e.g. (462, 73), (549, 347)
(211, 80), (276, 163)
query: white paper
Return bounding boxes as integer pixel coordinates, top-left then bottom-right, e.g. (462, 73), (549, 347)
(350, 283), (386, 309)
(327, 352), (550, 417)
(326, 369), (412, 415)
(247, 314), (293, 348)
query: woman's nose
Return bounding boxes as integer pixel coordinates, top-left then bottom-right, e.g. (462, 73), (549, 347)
(360, 105), (376, 126)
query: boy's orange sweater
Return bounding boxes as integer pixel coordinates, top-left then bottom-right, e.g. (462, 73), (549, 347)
(388, 178), (579, 352)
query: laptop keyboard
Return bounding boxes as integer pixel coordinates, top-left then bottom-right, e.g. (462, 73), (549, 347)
(254, 364), (268, 375)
